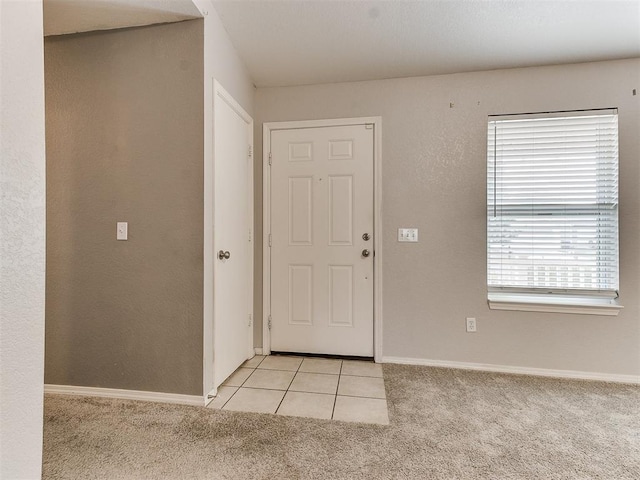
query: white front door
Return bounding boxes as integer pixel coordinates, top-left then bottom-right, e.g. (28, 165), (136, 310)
(269, 124), (374, 356)
(213, 83), (253, 389)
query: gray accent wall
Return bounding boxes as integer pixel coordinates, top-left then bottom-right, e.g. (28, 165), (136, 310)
(45, 20), (205, 395)
(254, 59), (640, 377)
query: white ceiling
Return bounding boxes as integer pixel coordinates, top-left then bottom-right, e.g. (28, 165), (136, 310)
(212, 0), (640, 88)
(44, 0), (201, 36)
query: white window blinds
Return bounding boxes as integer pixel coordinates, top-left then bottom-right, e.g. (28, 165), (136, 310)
(487, 110), (619, 297)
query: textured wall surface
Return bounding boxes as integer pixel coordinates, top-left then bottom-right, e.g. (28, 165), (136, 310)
(45, 20), (205, 395)
(255, 59), (640, 376)
(192, 0), (254, 116)
(190, 0), (256, 395)
(0, 1), (46, 477)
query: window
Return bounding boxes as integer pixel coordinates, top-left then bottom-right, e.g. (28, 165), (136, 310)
(487, 109), (621, 315)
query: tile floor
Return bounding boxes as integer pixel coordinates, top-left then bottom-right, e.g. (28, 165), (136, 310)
(207, 355), (389, 425)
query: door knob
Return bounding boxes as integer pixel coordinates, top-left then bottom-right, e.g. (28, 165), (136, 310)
(218, 250), (230, 260)
(362, 233), (370, 241)
(361, 249), (370, 258)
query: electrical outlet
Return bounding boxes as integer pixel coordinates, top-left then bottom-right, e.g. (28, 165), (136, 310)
(466, 317), (477, 333)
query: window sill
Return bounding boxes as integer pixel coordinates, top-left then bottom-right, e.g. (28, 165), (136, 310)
(488, 293), (623, 316)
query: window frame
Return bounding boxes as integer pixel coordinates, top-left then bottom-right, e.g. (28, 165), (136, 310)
(486, 109), (622, 316)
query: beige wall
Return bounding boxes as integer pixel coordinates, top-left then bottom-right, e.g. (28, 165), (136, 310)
(45, 20), (205, 395)
(255, 59), (640, 377)
(0, 1), (46, 476)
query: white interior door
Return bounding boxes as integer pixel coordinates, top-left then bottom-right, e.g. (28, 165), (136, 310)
(213, 83), (253, 389)
(269, 124), (374, 356)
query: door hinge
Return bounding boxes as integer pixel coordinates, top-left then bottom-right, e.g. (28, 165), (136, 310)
(248, 313), (252, 327)
(248, 145), (253, 159)
(248, 228), (252, 242)
(268, 233), (272, 247)
(268, 152), (272, 166)
(268, 315), (272, 330)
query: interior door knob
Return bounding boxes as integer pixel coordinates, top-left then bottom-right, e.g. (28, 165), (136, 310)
(361, 249), (370, 258)
(218, 250), (230, 260)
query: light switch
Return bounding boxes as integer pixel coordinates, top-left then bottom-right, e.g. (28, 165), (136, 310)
(117, 222), (128, 241)
(398, 228), (418, 242)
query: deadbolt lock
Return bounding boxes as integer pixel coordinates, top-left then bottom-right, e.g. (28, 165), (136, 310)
(362, 233), (370, 241)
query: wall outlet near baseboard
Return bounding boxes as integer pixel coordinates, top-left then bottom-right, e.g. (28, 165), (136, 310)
(466, 317), (477, 332)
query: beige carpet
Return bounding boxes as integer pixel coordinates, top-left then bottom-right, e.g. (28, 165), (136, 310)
(43, 364), (640, 479)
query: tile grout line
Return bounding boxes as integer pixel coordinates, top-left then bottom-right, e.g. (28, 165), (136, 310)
(219, 354), (265, 409)
(335, 393), (387, 400)
(274, 359), (303, 414)
(331, 361), (343, 420)
(237, 386), (288, 392)
(219, 365), (257, 410)
(287, 367), (341, 396)
(297, 371), (343, 377)
(218, 386), (240, 410)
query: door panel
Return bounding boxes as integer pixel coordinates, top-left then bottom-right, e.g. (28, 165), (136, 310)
(329, 175), (353, 245)
(289, 177), (313, 245)
(213, 89), (252, 389)
(270, 124), (374, 356)
(289, 265), (313, 325)
(329, 265), (353, 326)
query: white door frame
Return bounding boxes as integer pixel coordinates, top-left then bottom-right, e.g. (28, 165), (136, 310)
(203, 80), (254, 401)
(262, 117), (383, 362)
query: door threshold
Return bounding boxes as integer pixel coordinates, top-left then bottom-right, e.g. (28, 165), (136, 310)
(270, 351), (375, 362)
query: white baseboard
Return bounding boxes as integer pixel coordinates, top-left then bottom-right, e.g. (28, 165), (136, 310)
(381, 357), (640, 385)
(254, 348), (263, 355)
(45, 384), (205, 406)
